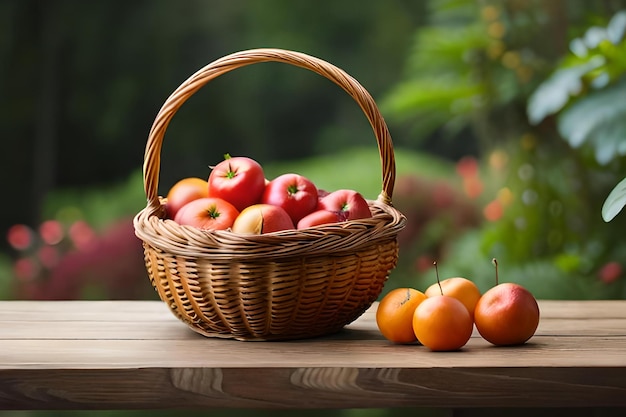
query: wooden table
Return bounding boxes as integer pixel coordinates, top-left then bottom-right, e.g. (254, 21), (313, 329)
(0, 300), (625, 415)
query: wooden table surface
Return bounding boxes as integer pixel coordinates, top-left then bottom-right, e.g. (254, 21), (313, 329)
(0, 299), (625, 412)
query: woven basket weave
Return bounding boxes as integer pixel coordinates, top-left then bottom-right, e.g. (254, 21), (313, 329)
(133, 48), (406, 341)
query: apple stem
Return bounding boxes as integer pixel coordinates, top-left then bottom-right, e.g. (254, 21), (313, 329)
(226, 162), (236, 179)
(433, 261), (443, 296)
(209, 153), (233, 170)
(492, 258), (499, 286)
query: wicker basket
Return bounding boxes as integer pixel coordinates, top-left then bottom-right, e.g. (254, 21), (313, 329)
(133, 48), (406, 341)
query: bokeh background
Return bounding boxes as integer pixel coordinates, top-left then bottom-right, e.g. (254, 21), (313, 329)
(2, 0), (626, 415)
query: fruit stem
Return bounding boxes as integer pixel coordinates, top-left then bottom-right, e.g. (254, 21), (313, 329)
(209, 153), (233, 170)
(492, 258), (499, 286)
(433, 261), (443, 296)
(226, 162), (236, 179)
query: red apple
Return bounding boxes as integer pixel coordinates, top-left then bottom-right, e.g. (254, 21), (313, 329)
(208, 155), (266, 211)
(474, 283), (540, 346)
(165, 177), (209, 220)
(174, 197), (239, 231)
(261, 173), (319, 224)
(317, 189), (372, 221)
(231, 204), (295, 234)
(297, 210), (343, 229)
(473, 259), (540, 346)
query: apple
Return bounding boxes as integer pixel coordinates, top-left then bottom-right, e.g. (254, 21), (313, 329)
(317, 189), (372, 221)
(208, 155), (266, 211)
(165, 177), (209, 220)
(297, 210), (342, 229)
(174, 197), (239, 231)
(473, 259), (540, 346)
(231, 204), (295, 234)
(261, 173), (319, 223)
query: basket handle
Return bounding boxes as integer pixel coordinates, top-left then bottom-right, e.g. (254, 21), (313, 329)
(143, 48), (397, 214)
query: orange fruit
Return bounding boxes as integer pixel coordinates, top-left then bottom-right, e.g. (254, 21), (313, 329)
(165, 177), (209, 220)
(425, 277), (481, 320)
(412, 295), (473, 351)
(474, 283), (540, 346)
(376, 288), (427, 344)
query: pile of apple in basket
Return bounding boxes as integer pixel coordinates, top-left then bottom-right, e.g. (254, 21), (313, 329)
(166, 154), (372, 233)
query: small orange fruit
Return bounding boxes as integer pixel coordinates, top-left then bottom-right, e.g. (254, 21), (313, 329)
(165, 177), (209, 220)
(474, 259), (540, 346)
(376, 288), (427, 344)
(425, 277), (481, 319)
(412, 295), (474, 351)
(413, 262), (474, 351)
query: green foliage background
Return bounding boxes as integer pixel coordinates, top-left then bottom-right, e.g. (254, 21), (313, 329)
(378, 0), (626, 299)
(0, 0), (426, 238)
(2, 0), (626, 304)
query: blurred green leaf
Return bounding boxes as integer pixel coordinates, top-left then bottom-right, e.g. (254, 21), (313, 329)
(603, 176), (626, 222)
(405, 25), (488, 74)
(527, 57), (605, 125)
(381, 77), (483, 138)
(554, 253), (582, 273)
(528, 9), (626, 167)
(583, 26), (609, 49)
(607, 10), (626, 44)
(557, 78), (626, 163)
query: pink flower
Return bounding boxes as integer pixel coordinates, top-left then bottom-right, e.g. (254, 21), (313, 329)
(456, 156), (479, 178)
(463, 176), (484, 199)
(432, 181), (456, 209)
(39, 220), (64, 245)
(38, 245), (60, 269)
(68, 220), (96, 251)
(7, 224), (33, 251)
(483, 200), (504, 221)
(13, 258), (39, 281)
(598, 262), (622, 284)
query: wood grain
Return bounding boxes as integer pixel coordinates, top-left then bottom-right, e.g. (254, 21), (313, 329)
(0, 300), (625, 410)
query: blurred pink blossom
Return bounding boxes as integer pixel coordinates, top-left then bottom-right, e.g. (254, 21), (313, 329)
(7, 224), (33, 250)
(598, 262), (622, 284)
(22, 218), (150, 300)
(483, 200), (504, 222)
(39, 220), (64, 245)
(456, 156), (479, 178)
(37, 245), (60, 269)
(13, 258), (39, 281)
(68, 220), (96, 251)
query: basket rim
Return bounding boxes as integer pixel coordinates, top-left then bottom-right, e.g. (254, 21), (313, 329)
(134, 198), (406, 260)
